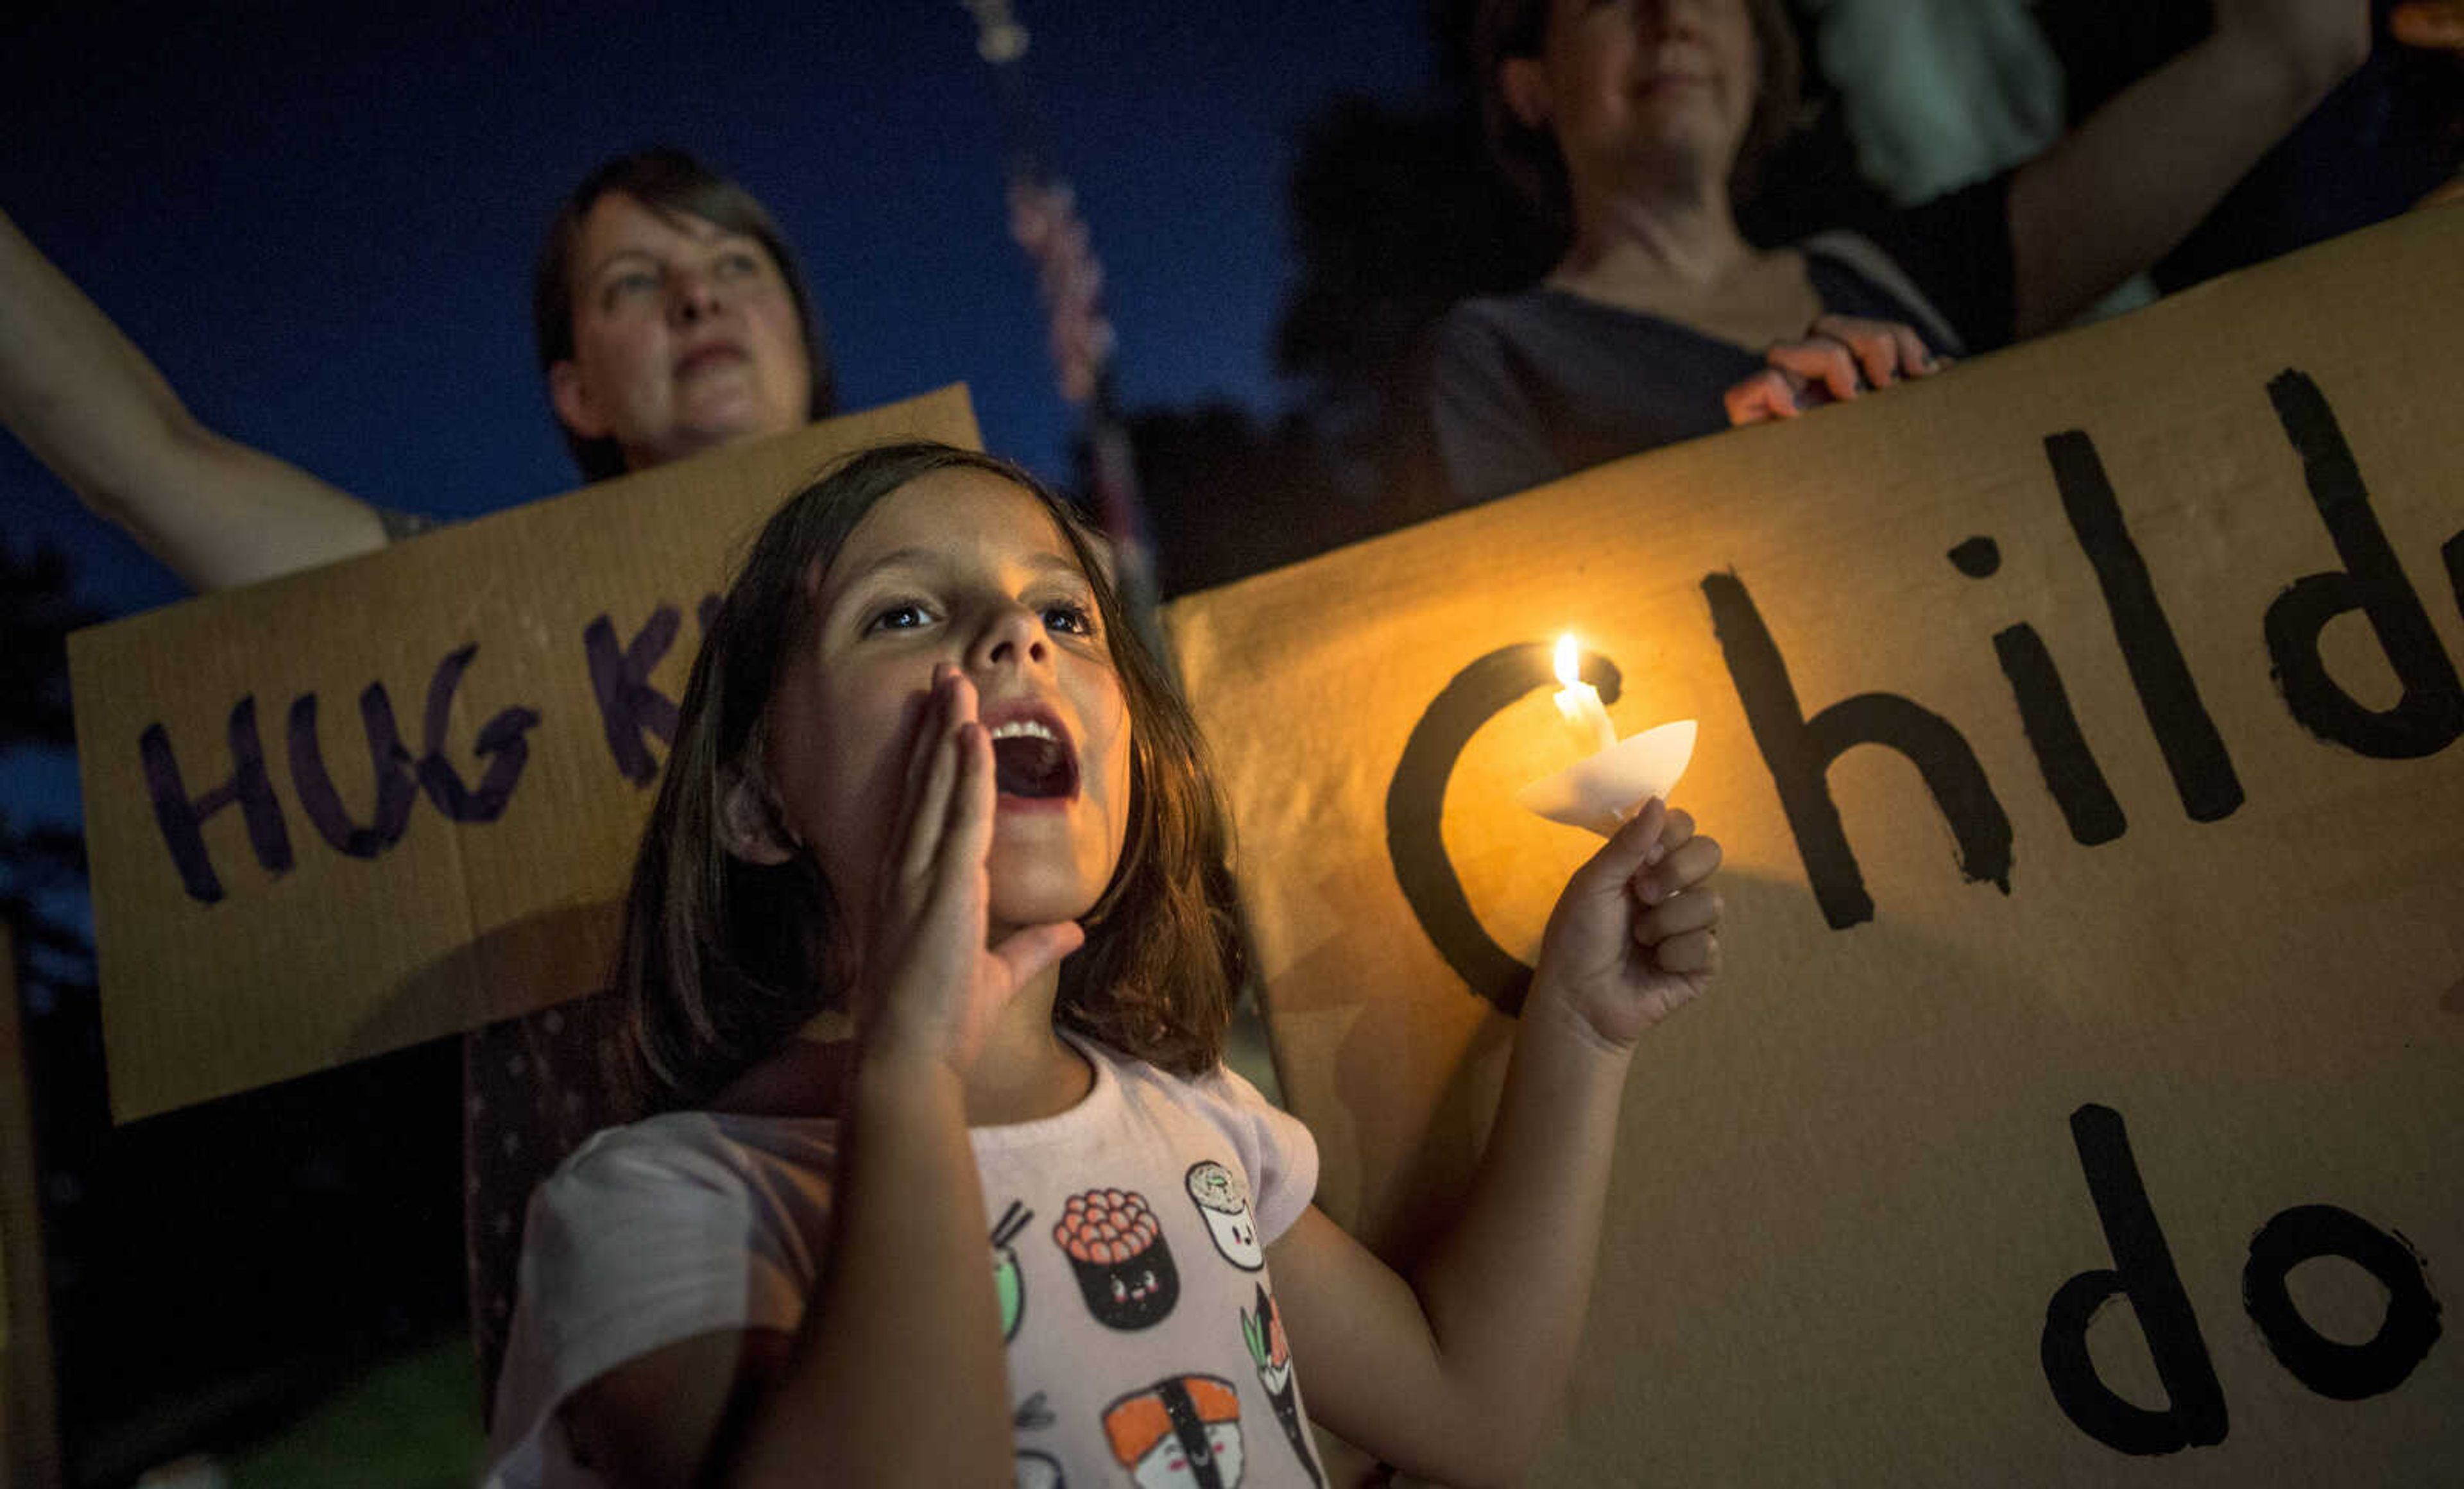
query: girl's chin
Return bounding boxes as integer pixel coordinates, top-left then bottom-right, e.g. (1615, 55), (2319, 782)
(986, 881), (1103, 935)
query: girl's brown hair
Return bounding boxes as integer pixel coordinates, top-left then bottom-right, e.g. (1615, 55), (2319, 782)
(1473, 0), (1803, 245)
(609, 441), (1245, 1115)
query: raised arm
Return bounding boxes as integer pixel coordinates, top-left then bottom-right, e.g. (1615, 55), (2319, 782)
(1269, 799), (1723, 1488)
(0, 209), (386, 591)
(2007, 0), (2370, 337)
(561, 666), (1078, 1488)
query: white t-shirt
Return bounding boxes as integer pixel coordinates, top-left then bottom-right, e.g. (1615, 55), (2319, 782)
(484, 1035), (1328, 1487)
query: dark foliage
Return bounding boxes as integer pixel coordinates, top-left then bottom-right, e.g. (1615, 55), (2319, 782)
(0, 538), (99, 754)
(1115, 400), (1383, 599)
(1, 530), (464, 1481)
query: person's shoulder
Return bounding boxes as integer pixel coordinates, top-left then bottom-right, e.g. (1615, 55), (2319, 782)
(1066, 1038), (1320, 1234)
(1432, 285), (1573, 348)
(1180, 1057), (1281, 1118)
(549, 1109), (836, 1205)
(1079, 1040), (1273, 1118)
(1100, 1047), (1306, 1168)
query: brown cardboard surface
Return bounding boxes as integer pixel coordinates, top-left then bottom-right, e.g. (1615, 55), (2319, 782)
(1168, 210), (2464, 1480)
(70, 387), (979, 1123)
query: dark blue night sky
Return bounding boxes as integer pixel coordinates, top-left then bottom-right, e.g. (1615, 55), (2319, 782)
(1, 1), (1439, 838)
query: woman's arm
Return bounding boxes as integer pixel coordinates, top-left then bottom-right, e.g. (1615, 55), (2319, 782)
(1269, 801), (1723, 1488)
(0, 209), (386, 591)
(2007, 1), (2370, 337)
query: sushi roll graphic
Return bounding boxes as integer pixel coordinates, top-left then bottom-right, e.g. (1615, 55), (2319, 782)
(1052, 1187), (1180, 1329)
(1013, 1392), (1061, 1485)
(991, 1200), (1033, 1341)
(1101, 1373), (1245, 1488)
(1240, 1282), (1322, 1486)
(1185, 1160), (1264, 1271)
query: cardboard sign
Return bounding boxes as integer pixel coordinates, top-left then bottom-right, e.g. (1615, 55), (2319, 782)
(1167, 211), (2463, 1479)
(69, 387), (980, 1122)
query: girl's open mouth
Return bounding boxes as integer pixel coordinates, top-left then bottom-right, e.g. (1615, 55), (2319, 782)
(989, 717), (1079, 800)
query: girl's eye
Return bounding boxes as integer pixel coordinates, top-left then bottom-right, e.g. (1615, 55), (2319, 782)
(1041, 602), (1096, 637)
(716, 250), (762, 278)
(864, 601), (933, 634)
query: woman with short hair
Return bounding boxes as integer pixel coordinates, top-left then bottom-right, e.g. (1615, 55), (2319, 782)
(0, 148), (835, 589)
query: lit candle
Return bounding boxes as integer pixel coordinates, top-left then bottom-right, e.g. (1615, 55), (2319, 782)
(1552, 633), (1618, 758)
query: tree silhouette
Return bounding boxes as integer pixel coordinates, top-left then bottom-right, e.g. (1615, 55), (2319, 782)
(0, 534), (100, 1009)
(1, 532), (466, 1475)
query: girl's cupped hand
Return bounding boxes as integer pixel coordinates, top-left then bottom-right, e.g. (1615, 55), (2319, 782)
(1530, 798), (1724, 1051)
(859, 663), (1084, 1078)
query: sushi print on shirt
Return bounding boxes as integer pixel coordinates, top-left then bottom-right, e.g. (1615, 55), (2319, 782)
(993, 1200), (1034, 1341)
(481, 1037), (1321, 1488)
(1011, 1166), (1323, 1486)
(1103, 1374), (1245, 1488)
(1241, 1282), (1322, 1488)
(1052, 1186), (1182, 1329)
(1185, 1161), (1265, 1271)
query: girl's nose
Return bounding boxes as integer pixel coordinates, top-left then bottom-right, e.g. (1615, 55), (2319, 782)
(971, 602), (1050, 672)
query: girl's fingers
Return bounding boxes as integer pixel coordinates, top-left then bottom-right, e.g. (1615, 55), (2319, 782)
(991, 919), (1086, 990)
(882, 669), (943, 861)
(931, 720), (995, 889)
(1633, 886), (1722, 948)
(1578, 797), (1668, 896)
(888, 667), (954, 851)
(1650, 926), (1721, 976)
(1634, 831), (1721, 906)
(898, 672), (972, 889)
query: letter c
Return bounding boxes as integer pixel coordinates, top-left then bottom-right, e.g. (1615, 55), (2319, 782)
(1383, 640), (1622, 1016)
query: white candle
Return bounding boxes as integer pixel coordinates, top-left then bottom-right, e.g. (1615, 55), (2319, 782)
(1552, 633), (1618, 757)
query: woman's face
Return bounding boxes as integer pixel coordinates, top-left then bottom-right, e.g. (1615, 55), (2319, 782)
(1509, 0), (1759, 198)
(549, 191), (814, 473)
(764, 469), (1135, 942)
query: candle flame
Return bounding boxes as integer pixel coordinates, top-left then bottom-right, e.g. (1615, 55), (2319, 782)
(1553, 633), (1580, 688)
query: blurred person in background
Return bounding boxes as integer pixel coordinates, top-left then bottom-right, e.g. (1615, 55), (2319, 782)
(0, 148), (834, 592)
(1423, 0), (2415, 510)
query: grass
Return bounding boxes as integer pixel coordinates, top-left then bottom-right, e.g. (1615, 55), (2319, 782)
(220, 1333), (484, 1488)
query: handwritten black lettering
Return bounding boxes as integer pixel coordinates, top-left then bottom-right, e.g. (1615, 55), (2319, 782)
(2262, 370), (2464, 758)
(2046, 430), (2243, 822)
(139, 697), (296, 905)
(1703, 570), (2012, 930)
(1384, 640), (1624, 1015)
(1950, 536), (2127, 846)
(416, 643), (540, 823)
(2242, 1205), (2442, 1401)
(287, 684), (418, 858)
(2041, 1103), (2229, 1455)
(585, 606), (683, 786)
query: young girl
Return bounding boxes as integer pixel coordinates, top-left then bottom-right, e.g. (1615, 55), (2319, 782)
(482, 441), (1724, 1487)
